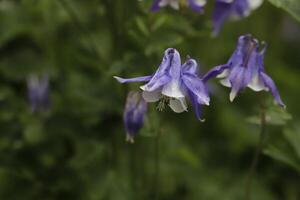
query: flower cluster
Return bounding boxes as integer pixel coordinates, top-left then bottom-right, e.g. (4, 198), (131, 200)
(149, 0), (263, 35)
(115, 34), (285, 142)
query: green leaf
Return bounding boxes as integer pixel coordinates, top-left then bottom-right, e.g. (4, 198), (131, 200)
(268, 0), (300, 22)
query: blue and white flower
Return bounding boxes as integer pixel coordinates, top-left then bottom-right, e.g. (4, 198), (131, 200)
(114, 48), (210, 120)
(203, 34), (285, 107)
(212, 0), (263, 35)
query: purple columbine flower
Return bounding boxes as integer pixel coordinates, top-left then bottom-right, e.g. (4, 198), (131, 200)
(114, 48), (210, 120)
(212, 0), (263, 35)
(114, 48), (188, 113)
(203, 34), (285, 107)
(27, 74), (50, 113)
(124, 91), (147, 143)
(151, 0), (206, 13)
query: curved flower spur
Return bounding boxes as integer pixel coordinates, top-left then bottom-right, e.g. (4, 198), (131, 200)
(114, 48), (210, 120)
(203, 34), (285, 107)
(151, 0), (206, 13)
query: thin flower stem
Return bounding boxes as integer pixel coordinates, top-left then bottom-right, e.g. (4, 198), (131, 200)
(245, 107), (267, 200)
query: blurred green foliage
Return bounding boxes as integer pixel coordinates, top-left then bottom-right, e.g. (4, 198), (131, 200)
(0, 0), (299, 200)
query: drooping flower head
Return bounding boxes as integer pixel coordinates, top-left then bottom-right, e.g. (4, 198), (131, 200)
(114, 48), (210, 120)
(203, 34), (285, 107)
(212, 0), (263, 35)
(27, 74), (50, 113)
(151, 0), (206, 13)
(115, 48), (188, 113)
(123, 91), (148, 143)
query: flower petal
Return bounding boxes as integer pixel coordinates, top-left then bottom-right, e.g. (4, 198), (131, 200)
(187, 90), (204, 121)
(114, 75), (152, 83)
(247, 72), (267, 91)
(260, 72), (286, 107)
(202, 64), (230, 83)
(228, 66), (252, 101)
(182, 74), (210, 105)
(162, 79), (185, 98)
(142, 90), (161, 102)
(142, 48), (179, 91)
(169, 97), (187, 113)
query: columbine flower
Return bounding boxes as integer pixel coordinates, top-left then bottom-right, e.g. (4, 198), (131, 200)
(114, 48), (210, 120)
(27, 74), (50, 113)
(151, 0), (206, 12)
(212, 0), (263, 35)
(123, 91), (147, 143)
(203, 34), (285, 107)
(114, 48), (188, 113)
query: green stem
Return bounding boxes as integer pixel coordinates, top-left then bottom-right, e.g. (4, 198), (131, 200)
(245, 107), (267, 200)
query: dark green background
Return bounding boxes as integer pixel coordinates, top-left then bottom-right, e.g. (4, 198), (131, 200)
(0, 0), (299, 199)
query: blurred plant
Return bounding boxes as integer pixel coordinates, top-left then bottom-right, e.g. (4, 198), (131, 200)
(123, 91), (148, 143)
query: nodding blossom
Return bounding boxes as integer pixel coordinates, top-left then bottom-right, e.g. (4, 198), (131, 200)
(123, 91), (147, 143)
(203, 34), (285, 107)
(212, 0), (263, 35)
(27, 74), (50, 113)
(114, 48), (210, 121)
(151, 0), (206, 13)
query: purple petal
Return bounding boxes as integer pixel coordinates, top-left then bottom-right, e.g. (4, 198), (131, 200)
(150, 0), (162, 12)
(114, 75), (152, 83)
(188, 0), (205, 13)
(187, 90), (204, 121)
(233, 0), (250, 17)
(141, 74), (171, 92)
(182, 73), (210, 105)
(142, 48), (180, 91)
(260, 72), (285, 107)
(182, 58), (199, 75)
(228, 65), (253, 101)
(202, 64), (230, 83)
(212, 1), (232, 36)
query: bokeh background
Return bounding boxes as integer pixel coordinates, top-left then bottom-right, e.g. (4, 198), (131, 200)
(0, 0), (299, 199)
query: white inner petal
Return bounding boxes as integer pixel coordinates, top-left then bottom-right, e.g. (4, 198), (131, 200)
(247, 0), (263, 10)
(247, 73), (268, 92)
(220, 78), (231, 87)
(169, 97), (187, 113)
(162, 80), (185, 98)
(142, 90), (161, 103)
(216, 69), (229, 79)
